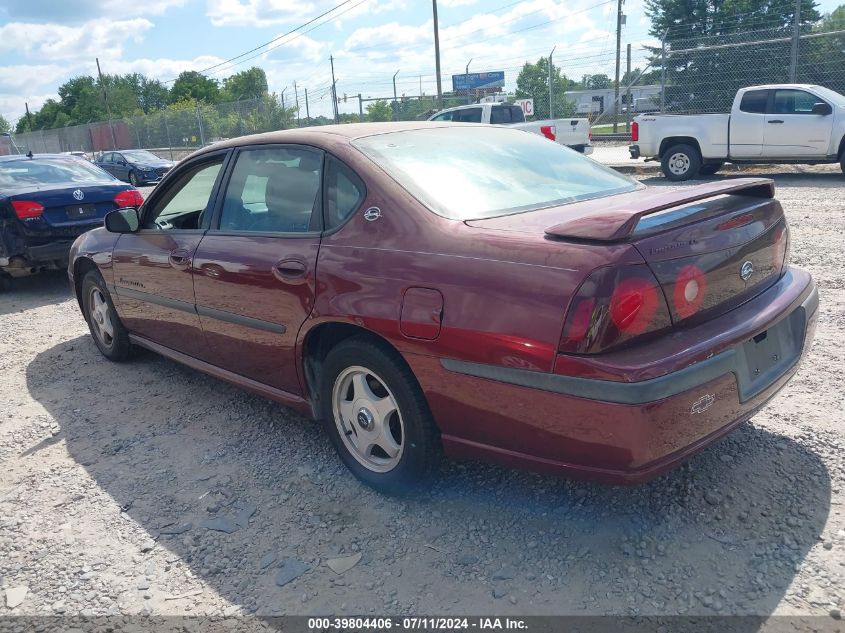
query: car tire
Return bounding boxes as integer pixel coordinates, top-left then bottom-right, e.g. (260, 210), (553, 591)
(129, 171), (139, 186)
(321, 335), (441, 494)
(840, 152), (845, 176)
(699, 162), (724, 176)
(81, 269), (132, 361)
(661, 144), (702, 181)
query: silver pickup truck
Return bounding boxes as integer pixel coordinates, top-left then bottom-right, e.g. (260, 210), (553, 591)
(429, 103), (593, 154)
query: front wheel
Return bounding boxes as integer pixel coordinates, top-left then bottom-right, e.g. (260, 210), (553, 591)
(129, 171), (139, 186)
(321, 336), (441, 494)
(840, 153), (845, 175)
(81, 270), (132, 361)
(661, 144), (702, 181)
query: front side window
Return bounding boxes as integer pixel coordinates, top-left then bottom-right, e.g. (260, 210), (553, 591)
(354, 127), (639, 220)
(739, 90), (768, 114)
(772, 89), (822, 114)
(144, 159), (223, 229)
(430, 111), (453, 122)
(218, 146), (323, 233)
(451, 108), (482, 123)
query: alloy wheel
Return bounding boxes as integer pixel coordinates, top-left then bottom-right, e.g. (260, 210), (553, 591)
(89, 287), (115, 349)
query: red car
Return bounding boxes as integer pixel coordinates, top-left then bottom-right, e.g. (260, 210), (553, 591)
(68, 123), (818, 493)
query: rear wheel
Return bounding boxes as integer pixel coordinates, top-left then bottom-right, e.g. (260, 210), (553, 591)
(661, 144), (702, 181)
(81, 270), (132, 361)
(699, 162), (724, 176)
(321, 336), (440, 494)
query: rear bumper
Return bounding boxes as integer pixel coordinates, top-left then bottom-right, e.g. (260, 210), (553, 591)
(0, 238), (75, 270)
(409, 268), (818, 484)
(629, 144), (641, 159)
(570, 144), (594, 155)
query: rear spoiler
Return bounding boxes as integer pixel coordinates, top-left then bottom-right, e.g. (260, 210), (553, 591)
(544, 178), (775, 242)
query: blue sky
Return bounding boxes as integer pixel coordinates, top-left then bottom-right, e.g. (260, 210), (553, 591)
(0, 0), (841, 125)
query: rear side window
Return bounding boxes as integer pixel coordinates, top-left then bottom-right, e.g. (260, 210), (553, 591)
(739, 90), (768, 114)
(490, 106), (526, 124)
(451, 108), (482, 123)
(325, 156), (365, 230)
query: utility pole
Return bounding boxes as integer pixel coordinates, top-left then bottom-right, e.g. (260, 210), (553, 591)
(660, 31), (667, 113)
(95, 57), (117, 150)
(304, 88), (310, 122)
(330, 55), (339, 123)
(294, 81), (301, 127)
(789, 0), (802, 82)
(432, 0), (443, 109)
(548, 46), (556, 119)
(24, 102), (33, 132)
(613, 0), (624, 133)
(358, 93), (364, 120)
(465, 58), (473, 104)
(393, 70), (400, 121)
(626, 43), (632, 134)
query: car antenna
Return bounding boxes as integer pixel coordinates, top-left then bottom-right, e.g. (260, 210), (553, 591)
(26, 150), (33, 158)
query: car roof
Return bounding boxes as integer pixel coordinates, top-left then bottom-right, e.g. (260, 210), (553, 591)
(192, 121), (486, 157)
(0, 153), (85, 163)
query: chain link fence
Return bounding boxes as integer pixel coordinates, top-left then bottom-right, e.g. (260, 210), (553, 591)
(5, 21), (845, 154)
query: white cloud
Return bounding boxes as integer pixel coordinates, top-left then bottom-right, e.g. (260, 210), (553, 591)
(0, 18), (153, 63)
(439, 0), (479, 7)
(206, 0), (406, 28)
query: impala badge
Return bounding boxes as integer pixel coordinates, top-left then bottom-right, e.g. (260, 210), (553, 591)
(690, 393), (716, 414)
(72, 189), (84, 201)
(739, 260), (754, 281)
(363, 207), (381, 222)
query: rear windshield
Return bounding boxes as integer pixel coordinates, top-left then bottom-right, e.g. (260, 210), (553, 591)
(353, 126), (639, 220)
(0, 157), (114, 188)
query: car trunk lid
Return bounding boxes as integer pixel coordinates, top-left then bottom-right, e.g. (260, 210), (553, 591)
(7, 182), (123, 229)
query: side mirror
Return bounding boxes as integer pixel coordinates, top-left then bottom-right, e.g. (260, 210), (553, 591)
(105, 207), (140, 233)
(812, 102), (832, 115)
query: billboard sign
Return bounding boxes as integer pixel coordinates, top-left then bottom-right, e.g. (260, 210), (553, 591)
(452, 71), (505, 91)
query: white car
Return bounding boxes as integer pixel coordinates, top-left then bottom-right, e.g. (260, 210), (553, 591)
(630, 84), (845, 180)
(429, 103), (593, 154)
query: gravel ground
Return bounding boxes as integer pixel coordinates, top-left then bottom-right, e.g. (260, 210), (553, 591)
(0, 170), (843, 623)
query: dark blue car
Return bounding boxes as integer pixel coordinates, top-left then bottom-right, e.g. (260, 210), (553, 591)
(95, 149), (175, 186)
(0, 154), (142, 285)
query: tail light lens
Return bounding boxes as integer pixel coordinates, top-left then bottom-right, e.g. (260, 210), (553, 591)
(772, 221), (789, 273)
(631, 121), (639, 142)
(540, 125), (556, 141)
(114, 189), (144, 208)
(560, 265), (672, 354)
(672, 264), (707, 319)
(11, 200), (45, 219)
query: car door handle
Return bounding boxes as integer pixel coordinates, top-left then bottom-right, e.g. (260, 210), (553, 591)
(274, 259), (307, 279)
(768, 120), (784, 124)
(169, 249), (191, 268)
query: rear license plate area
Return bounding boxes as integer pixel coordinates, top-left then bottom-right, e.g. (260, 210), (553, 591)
(735, 307), (806, 401)
(65, 204), (97, 219)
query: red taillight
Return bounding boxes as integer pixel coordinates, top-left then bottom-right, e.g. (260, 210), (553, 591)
(672, 264), (707, 319)
(631, 121), (639, 142)
(11, 200), (44, 219)
(610, 277), (659, 334)
(114, 189), (144, 208)
(540, 125), (556, 141)
(559, 265), (672, 354)
(772, 222), (788, 273)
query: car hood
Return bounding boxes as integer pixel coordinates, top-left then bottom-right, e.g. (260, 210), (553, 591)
(133, 159), (173, 169)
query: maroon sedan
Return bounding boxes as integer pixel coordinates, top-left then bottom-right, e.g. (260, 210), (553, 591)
(68, 123), (818, 493)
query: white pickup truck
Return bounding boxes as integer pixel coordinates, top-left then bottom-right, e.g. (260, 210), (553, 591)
(429, 103), (593, 154)
(630, 84), (845, 180)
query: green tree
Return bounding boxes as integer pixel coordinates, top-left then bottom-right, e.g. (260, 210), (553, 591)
(366, 100), (393, 122)
(800, 5), (845, 92)
(583, 74), (613, 89)
(221, 67), (269, 101)
(515, 58), (575, 119)
(646, 0), (821, 112)
(140, 77), (170, 113)
(170, 71), (220, 104)
(0, 114), (10, 133)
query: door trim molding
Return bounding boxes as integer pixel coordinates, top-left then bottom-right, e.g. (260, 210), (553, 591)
(111, 284), (287, 334)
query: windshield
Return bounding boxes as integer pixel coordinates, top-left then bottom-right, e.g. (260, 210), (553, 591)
(353, 126), (639, 220)
(0, 157), (115, 188)
(812, 85), (845, 107)
(123, 150), (162, 162)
